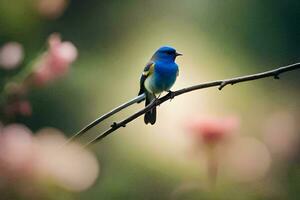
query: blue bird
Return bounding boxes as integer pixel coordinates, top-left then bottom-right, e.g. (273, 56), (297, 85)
(138, 46), (182, 125)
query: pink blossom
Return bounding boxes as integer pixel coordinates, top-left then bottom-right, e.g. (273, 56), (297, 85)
(186, 117), (239, 145)
(33, 33), (78, 85)
(0, 124), (99, 193)
(36, 0), (68, 19)
(34, 128), (100, 191)
(185, 116), (239, 187)
(4, 100), (32, 117)
(18, 101), (32, 116)
(0, 42), (24, 69)
(0, 124), (35, 179)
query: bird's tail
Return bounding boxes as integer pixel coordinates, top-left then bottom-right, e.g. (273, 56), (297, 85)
(144, 93), (156, 125)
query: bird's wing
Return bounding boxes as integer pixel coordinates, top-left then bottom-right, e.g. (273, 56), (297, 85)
(138, 61), (155, 95)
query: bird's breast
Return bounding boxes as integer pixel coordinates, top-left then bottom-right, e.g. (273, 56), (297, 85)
(149, 62), (178, 93)
(155, 62), (178, 77)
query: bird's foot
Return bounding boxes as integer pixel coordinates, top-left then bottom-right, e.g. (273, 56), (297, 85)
(168, 90), (175, 101)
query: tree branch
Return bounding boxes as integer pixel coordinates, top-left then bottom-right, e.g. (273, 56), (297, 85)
(83, 62), (300, 146)
(64, 93), (145, 145)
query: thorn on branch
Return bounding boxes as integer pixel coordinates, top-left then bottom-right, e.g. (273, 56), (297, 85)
(218, 82), (227, 90)
(111, 122), (117, 128)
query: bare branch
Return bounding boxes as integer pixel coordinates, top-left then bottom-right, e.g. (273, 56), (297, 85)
(64, 94), (145, 145)
(81, 62), (300, 146)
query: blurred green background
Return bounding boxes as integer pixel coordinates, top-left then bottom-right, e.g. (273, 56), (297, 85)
(1, 0), (300, 199)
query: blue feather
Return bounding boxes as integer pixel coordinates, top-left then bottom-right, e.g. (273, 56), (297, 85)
(139, 46), (181, 125)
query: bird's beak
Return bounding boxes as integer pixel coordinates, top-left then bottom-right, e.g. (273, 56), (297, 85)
(175, 52), (183, 57)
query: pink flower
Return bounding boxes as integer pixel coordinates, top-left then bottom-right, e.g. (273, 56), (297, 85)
(0, 124), (35, 179)
(187, 117), (239, 145)
(4, 100), (32, 117)
(34, 128), (100, 191)
(36, 0), (68, 19)
(0, 123), (99, 193)
(185, 116), (239, 188)
(18, 101), (32, 116)
(33, 33), (78, 85)
(0, 42), (24, 70)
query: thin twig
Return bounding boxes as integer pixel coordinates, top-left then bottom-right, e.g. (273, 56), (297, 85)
(83, 62), (300, 146)
(64, 93), (145, 145)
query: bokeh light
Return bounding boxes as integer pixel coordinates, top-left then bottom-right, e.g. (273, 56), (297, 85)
(0, 1), (299, 199)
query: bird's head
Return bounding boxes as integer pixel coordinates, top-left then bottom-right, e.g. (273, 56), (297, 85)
(152, 46), (182, 62)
